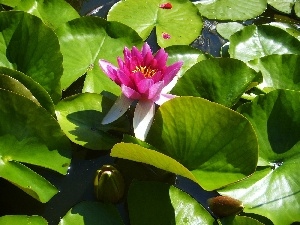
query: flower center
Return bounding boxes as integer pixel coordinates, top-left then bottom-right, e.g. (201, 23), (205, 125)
(133, 66), (157, 78)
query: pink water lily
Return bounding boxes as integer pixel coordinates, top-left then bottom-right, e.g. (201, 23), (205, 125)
(99, 43), (183, 140)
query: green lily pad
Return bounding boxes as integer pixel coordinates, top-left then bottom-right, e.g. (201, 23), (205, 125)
(165, 45), (209, 78)
(229, 25), (300, 62)
(0, 0), (20, 7)
(145, 97), (258, 190)
(268, 0), (297, 14)
(0, 89), (71, 202)
(220, 216), (264, 225)
(0, 11), (63, 103)
(295, 1), (300, 17)
(0, 67), (55, 116)
(55, 16), (143, 93)
(0, 215), (48, 225)
(195, 0), (267, 21)
(58, 201), (124, 225)
(128, 181), (215, 225)
(254, 54), (300, 91)
(171, 58), (261, 107)
(218, 89), (300, 225)
(107, 0), (203, 47)
(111, 142), (199, 184)
(55, 93), (129, 150)
(268, 22), (300, 41)
(14, 0), (79, 29)
(0, 74), (40, 105)
(216, 22), (245, 40)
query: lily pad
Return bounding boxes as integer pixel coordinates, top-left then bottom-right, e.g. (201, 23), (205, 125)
(128, 181), (215, 225)
(171, 58), (261, 107)
(268, 0), (297, 14)
(216, 22), (245, 40)
(0, 67), (55, 116)
(146, 97), (258, 190)
(107, 0), (203, 47)
(0, 215), (48, 225)
(0, 11), (63, 103)
(58, 201), (124, 225)
(55, 93), (129, 150)
(111, 142), (199, 184)
(0, 89), (71, 202)
(14, 0), (80, 29)
(55, 16), (143, 93)
(219, 89), (300, 225)
(220, 216), (264, 225)
(195, 0), (267, 21)
(254, 54), (300, 91)
(229, 25), (300, 62)
(165, 45), (209, 78)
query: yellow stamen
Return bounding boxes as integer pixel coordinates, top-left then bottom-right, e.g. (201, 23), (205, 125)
(133, 66), (157, 78)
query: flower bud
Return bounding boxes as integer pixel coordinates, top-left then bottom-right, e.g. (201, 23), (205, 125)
(207, 195), (244, 218)
(94, 165), (125, 203)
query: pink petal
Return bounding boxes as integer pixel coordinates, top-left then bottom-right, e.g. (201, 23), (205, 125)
(154, 93), (177, 105)
(121, 84), (142, 100)
(142, 43), (152, 57)
(154, 48), (168, 69)
(163, 61), (183, 85)
(151, 71), (163, 83)
(116, 69), (134, 87)
(132, 71), (146, 86)
(101, 94), (133, 124)
(137, 79), (154, 94)
(133, 100), (155, 141)
(161, 75), (179, 94)
(98, 60), (118, 81)
(147, 81), (165, 100)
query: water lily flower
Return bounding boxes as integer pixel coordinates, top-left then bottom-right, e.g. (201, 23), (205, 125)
(99, 43), (183, 140)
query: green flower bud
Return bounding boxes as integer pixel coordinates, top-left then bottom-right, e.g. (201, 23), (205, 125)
(207, 195), (244, 218)
(94, 165), (125, 203)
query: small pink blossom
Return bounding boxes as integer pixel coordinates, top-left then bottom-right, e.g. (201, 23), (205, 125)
(159, 2), (172, 9)
(162, 32), (171, 39)
(99, 43), (183, 140)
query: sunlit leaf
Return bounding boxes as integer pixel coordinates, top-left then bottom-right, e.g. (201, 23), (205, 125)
(229, 25), (300, 62)
(59, 201), (124, 225)
(146, 97), (258, 190)
(165, 45), (209, 78)
(111, 143), (199, 184)
(0, 0), (20, 7)
(216, 22), (244, 40)
(128, 181), (215, 225)
(56, 93), (129, 150)
(219, 89), (300, 225)
(195, 0), (267, 21)
(172, 58), (261, 107)
(220, 215), (264, 225)
(107, 0), (203, 47)
(268, 0), (296, 14)
(253, 54), (300, 91)
(0, 67), (55, 116)
(0, 89), (71, 202)
(0, 11), (63, 103)
(0, 215), (48, 225)
(55, 16), (143, 92)
(14, 0), (80, 29)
